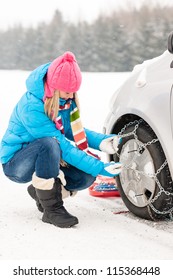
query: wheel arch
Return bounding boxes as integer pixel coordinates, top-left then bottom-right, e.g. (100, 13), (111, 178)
(108, 113), (143, 161)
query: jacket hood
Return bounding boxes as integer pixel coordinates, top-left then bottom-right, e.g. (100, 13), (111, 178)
(25, 62), (51, 99)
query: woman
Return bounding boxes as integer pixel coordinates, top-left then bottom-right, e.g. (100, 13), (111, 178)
(0, 51), (122, 228)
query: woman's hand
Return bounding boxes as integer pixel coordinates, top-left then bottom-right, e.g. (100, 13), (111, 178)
(99, 136), (121, 154)
(100, 162), (122, 177)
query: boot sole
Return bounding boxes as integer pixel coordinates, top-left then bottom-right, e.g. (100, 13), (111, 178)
(42, 216), (79, 228)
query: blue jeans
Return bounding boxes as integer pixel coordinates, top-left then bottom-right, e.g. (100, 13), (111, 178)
(2, 137), (96, 191)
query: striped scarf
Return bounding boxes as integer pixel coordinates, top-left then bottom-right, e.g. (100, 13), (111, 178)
(54, 100), (100, 159)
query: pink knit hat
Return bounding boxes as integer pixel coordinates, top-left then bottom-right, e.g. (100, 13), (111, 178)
(44, 51), (82, 98)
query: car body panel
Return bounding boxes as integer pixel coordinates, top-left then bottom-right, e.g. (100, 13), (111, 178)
(104, 50), (173, 179)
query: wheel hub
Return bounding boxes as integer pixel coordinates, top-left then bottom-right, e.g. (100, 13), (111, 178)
(119, 139), (155, 207)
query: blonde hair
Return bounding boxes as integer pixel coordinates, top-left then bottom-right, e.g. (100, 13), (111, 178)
(44, 90), (80, 121)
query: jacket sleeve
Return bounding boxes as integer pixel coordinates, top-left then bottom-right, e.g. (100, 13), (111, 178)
(84, 128), (114, 150)
(20, 103), (105, 177)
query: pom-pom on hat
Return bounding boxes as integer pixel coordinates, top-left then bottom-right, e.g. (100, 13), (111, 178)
(44, 51), (82, 98)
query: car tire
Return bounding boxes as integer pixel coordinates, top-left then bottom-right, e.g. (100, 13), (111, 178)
(113, 121), (173, 220)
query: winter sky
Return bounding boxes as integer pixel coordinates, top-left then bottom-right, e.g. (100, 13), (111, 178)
(0, 0), (173, 30)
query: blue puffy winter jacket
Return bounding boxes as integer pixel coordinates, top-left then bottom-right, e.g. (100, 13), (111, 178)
(0, 63), (111, 177)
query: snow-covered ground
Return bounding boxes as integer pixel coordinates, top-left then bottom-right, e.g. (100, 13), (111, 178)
(1, 70), (173, 265)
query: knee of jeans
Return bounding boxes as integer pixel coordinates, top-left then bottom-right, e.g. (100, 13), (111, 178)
(83, 175), (96, 189)
(72, 174), (96, 191)
(39, 137), (60, 157)
(39, 137), (59, 148)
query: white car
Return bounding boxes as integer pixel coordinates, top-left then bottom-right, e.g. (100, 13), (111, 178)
(104, 32), (173, 221)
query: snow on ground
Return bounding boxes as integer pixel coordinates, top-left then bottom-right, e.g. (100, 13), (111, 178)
(0, 70), (173, 261)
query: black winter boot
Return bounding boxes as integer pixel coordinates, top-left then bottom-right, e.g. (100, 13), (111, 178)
(27, 184), (44, 213)
(36, 178), (78, 228)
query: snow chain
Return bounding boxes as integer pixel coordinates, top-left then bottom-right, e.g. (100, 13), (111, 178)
(116, 119), (173, 220)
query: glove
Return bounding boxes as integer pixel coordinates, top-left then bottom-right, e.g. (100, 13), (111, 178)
(99, 135), (122, 154)
(100, 162), (122, 177)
